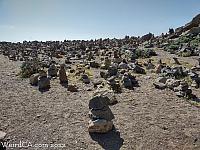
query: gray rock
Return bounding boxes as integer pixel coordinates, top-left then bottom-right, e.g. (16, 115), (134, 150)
(89, 106), (114, 121)
(89, 95), (109, 110)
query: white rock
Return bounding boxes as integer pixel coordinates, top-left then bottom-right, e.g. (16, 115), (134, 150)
(88, 119), (113, 133)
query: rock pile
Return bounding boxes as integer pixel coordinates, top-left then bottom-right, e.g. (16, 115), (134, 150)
(38, 69), (50, 91)
(48, 63), (58, 77)
(59, 64), (68, 84)
(174, 81), (193, 98)
(88, 94), (114, 133)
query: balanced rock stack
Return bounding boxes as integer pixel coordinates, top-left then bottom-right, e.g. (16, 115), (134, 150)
(48, 63), (58, 77)
(59, 64), (68, 84)
(88, 94), (114, 133)
(122, 73), (138, 89)
(174, 81), (192, 98)
(38, 69), (50, 91)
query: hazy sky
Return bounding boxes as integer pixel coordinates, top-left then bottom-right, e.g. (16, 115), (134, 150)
(0, 0), (199, 42)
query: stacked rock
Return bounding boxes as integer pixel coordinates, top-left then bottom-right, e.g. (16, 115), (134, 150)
(100, 57), (111, 69)
(145, 59), (155, 70)
(188, 72), (200, 88)
(38, 69), (50, 91)
(174, 81), (192, 98)
(88, 94), (114, 133)
(81, 74), (90, 84)
(107, 76), (121, 93)
(59, 64), (68, 84)
(107, 65), (118, 76)
(48, 63), (58, 77)
(122, 73), (137, 89)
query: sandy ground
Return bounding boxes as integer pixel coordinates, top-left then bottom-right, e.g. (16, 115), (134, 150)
(0, 51), (200, 150)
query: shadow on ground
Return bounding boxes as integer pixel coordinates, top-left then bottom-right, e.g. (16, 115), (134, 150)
(89, 128), (124, 150)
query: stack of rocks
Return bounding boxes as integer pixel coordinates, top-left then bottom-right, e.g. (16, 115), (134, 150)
(38, 69), (50, 91)
(81, 74), (90, 84)
(107, 65), (118, 76)
(145, 59), (155, 70)
(188, 72), (200, 88)
(100, 57), (111, 69)
(88, 94), (114, 133)
(174, 81), (192, 98)
(48, 63), (58, 77)
(59, 64), (68, 84)
(107, 76), (121, 93)
(122, 73), (137, 89)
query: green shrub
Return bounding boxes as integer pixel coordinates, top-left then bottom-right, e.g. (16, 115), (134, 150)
(20, 60), (41, 78)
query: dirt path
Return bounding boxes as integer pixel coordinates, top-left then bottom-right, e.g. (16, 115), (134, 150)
(0, 54), (200, 150)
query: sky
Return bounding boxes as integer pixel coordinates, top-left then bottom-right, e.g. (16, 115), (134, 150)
(0, 0), (200, 42)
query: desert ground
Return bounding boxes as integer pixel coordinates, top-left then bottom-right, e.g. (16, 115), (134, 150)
(0, 49), (200, 150)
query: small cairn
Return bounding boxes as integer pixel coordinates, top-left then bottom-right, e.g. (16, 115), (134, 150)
(59, 64), (68, 84)
(122, 73), (138, 89)
(88, 93), (114, 133)
(38, 69), (50, 91)
(48, 63), (58, 77)
(107, 76), (122, 93)
(174, 81), (192, 98)
(81, 74), (90, 84)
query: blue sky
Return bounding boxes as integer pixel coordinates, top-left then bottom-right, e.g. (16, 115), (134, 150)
(0, 0), (199, 42)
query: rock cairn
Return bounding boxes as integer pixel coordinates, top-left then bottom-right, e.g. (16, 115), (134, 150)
(38, 69), (50, 91)
(88, 94), (114, 133)
(59, 64), (68, 84)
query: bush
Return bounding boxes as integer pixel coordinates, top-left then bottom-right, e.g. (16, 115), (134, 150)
(135, 49), (156, 58)
(20, 60), (41, 78)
